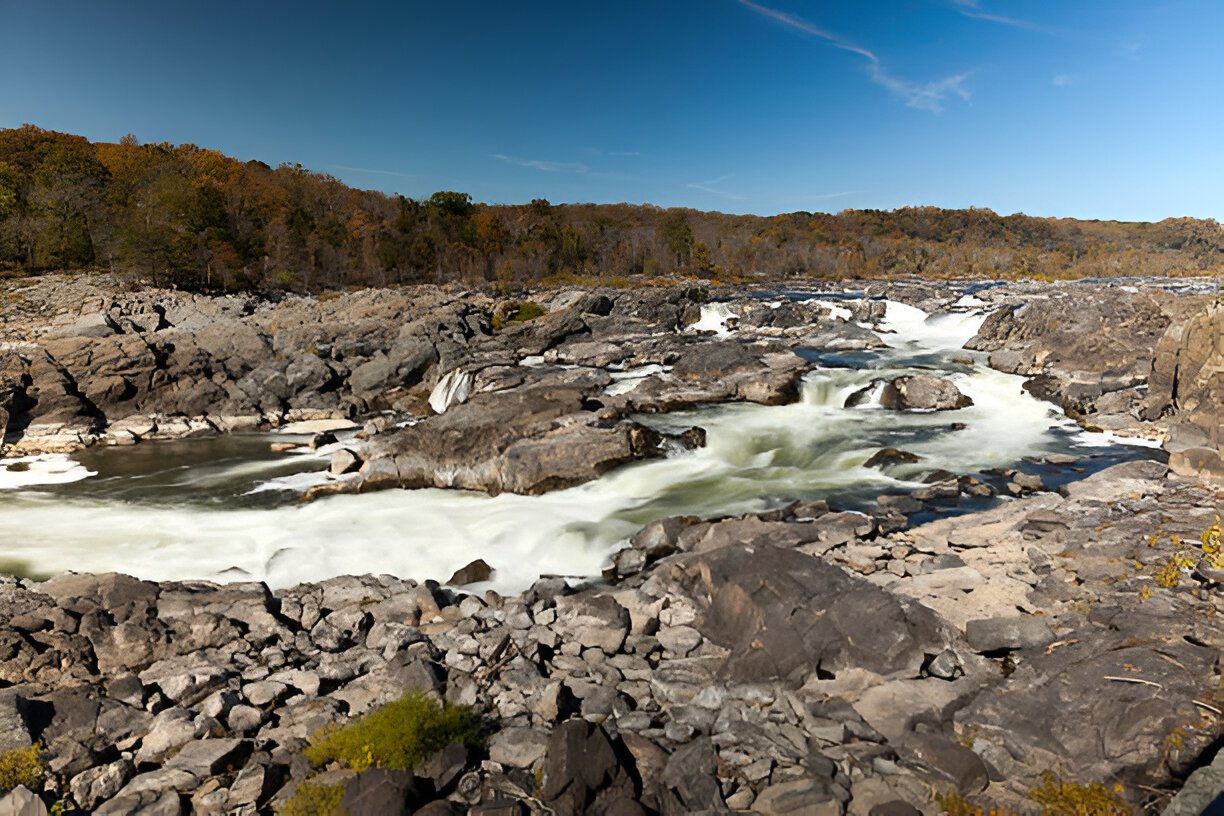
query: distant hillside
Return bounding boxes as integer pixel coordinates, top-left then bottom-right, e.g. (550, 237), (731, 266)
(1, 124), (1220, 292)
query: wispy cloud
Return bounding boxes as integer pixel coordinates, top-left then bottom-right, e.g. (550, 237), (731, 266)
(1052, 74), (1070, 87)
(869, 65), (972, 112)
(738, 0), (971, 112)
(737, 0), (878, 61)
(491, 154), (588, 173)
(609, 150), (642, 157)
(951, 0), (1043, 31)
(327, 164), (417, 180)
(687, 175), (745, 201)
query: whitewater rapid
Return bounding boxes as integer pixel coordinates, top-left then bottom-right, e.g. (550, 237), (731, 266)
(0, 300), (1153, 591)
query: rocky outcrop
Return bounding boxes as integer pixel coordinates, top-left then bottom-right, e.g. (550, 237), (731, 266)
(346, 381), (674, 496)
(1142, 301), (1223, 483)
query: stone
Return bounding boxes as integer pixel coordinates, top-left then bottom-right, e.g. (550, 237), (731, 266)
(661, 737), (724, 811)
(329, 448), (361, 475)
(448, 559), (493, 586)
(488, 728), (549, 769)
(552, 594), (631, 654)
(165, 738), (251, 776)
(895, 732), (989, 794)
(70, 759), (135, 809)
(540, 720), (636, 813)
(752, 778), (840, 816)
(880, 375), (973, 411)
(340, 768), (419, 816)
(0, 787), (47, 816)
(0, 692), (35, 754)
(964, 616), (1054, 652)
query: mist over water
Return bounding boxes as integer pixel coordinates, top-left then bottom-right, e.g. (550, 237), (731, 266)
(0, 300), (1155, 591)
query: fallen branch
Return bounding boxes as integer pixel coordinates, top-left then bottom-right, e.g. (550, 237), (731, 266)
(1104, 675), (1163, 689)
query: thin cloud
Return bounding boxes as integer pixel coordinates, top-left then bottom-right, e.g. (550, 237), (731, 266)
(327, 164), (417, 180)
(687, 175), (744, 201)
(1052, 74), (1070, 87)
(870, 65), (972, 112)
(737, 0), (878, 61)
(609, 151), (642, 157)
(952, 0), (1043, 32)
(492, 154), (588, 173)
(738, 0), (971, 112)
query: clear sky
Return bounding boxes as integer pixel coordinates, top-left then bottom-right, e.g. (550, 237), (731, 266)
(1, 1), (1220, 221)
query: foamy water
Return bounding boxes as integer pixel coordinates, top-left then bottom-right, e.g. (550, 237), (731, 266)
(0, 300), (1154, 591)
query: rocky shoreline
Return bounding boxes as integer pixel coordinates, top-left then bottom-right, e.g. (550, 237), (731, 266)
(0, 273), (1221, 815)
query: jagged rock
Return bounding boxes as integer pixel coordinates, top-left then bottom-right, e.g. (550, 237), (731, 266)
(540, 720), (637, 814)
(0, 787), (47, 816)
(354, 384), (666, 495)
(880, 375), (972, 411)
(447, 560), (493, 587)
(552, 594), (631, 654)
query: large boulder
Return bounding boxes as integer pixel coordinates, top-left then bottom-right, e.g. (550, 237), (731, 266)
(350, 383), (667, 495)
(655, 544), (951, 683)
(879, 375), (972, 411)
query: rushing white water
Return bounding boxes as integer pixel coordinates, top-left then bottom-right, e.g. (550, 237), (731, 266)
(0, 299), (1154, 591)
(0, 455), (96, 489)
(688, 302), (739, 336)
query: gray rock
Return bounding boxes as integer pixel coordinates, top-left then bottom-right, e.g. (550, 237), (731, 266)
(895, 732), (989, 794)
(0, 691), (35, 754)
(552, 594), (631, 654)
(69, 759), (135, 810)
(752, 778), (840, 816)
(965, 616), (1054, 652)
(165, 738), (251, 776)
(488, 727), (549, 769)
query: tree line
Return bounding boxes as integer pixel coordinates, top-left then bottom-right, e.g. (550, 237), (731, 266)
(0, 124), (1219, 293)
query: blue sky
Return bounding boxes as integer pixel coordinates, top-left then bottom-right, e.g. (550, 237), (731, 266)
(1, 0), (1220, 221)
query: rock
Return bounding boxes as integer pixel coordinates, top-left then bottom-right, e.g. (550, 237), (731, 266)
(0, 787), (47, 816)
(540, 720), (637, 814)
(552, 594), (631, 654)
(1162, 748), (1224, 815)
(0, 691), (35, 753)
(661, 737), (724, 811)
(164, 738), (251, 776)
(895, 733), (989, 794)
(964, 616), (1054, 652)
(752, 778), (840, 816)
(447, 559), (493, 586)
(880, 375), (973, 411)
(863, 448), (921, 469)
(416, 742), (468, 793)
(488, 728), (549, 769)
(70, 759), (135, 809)
(340, 768), (420, 816)
(659, 544), (948, 683)
(329, 448), (362, 475)
(356, 383), (666, 495)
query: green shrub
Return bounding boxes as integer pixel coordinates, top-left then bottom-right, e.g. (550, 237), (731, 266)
(277, 781), (345, 816)
(513, 301), (546, 321)
(0, 743), (43, 791)
(304, 692), (482, 773)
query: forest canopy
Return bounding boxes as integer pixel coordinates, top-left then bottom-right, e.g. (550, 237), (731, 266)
(0, 124), (1220, 293)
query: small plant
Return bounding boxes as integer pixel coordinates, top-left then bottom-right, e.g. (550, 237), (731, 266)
(0, 743), (44, 791)
(491, 300), (547, 330)
(277, 780), (345, 816)
(1027, 772), (1131, 815)
(304, 691), (482, 773)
